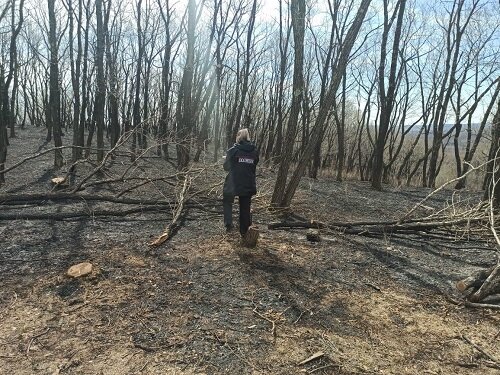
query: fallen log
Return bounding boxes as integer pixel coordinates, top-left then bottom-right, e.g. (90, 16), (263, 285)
(469, 264), (500, 302)
(456, 266), (496, 292)
(0, 192), (174, 205)
(0, 191), (219, 207)
(0, 206), (172, 221)
(268, 218), (484, 237)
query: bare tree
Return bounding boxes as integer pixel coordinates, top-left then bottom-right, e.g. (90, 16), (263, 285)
(426, 0), (480, 187)
(280, 0), (372, 208)
(48, 0), (63, 167)
(371, 0), (407, 190)
(0, 1), (14, 183)
(270, 0), (305, 207)
(94, 0), (106, 162)
(175, 0), (196, 170)
(105, 0), (121, 150)
(483, 93), (500, 207)
(8, 0), (25, 138)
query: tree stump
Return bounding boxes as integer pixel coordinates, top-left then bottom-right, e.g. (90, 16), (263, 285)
(51, 176), (69, 190)
(67, 262), (93, 278)
(242, 226), (259, 248)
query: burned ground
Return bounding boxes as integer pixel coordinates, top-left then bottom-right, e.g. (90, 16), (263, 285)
(0, 128), (499, 374)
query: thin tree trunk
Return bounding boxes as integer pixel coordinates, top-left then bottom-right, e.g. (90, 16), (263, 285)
(48, 0), (63, 167)
(281, 0), (372, 207)
(175, 0), (196, 170)
(94, 0), (106, 163)
(270, 0), (305, 207)
(371, 0), (406, 190)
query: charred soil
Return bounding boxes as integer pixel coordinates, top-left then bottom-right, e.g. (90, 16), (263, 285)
(0, 129), (499, 374)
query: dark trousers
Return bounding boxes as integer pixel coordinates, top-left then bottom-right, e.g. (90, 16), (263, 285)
(223, 195), (234, 228)
(223, 195), (252, 235)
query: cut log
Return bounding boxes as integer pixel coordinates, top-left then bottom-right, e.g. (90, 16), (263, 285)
(469, 264), (500, 302)
(242, 226), (259, 248)
(456, 266), (496, 292)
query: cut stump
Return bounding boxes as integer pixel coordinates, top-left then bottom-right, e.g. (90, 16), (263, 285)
(67, 262), (93, 278)
(243, 226), (259, 248)
(51, 177), (69, 189)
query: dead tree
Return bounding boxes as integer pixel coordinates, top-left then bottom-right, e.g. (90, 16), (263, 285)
(0, 0), (23, 183)
(78, 0), (91, 160)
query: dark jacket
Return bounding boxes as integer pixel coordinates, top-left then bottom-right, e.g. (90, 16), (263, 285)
(223, 141), (259, 197)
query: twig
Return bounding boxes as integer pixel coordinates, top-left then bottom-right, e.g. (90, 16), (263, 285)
(293, 309), (312, 324)
(26, 328), (50, 355)
(70, 130), (135, 193)
(149, 176), (191, 246)
(446, 295), (500, 310)
(461, 335), (500, 365)
(399, 159), (494, 223)
(252, 307), (277, 339)
(365, 282), (382, 292)
(298, 351), (325, 365)
(139, 361), (149, 372)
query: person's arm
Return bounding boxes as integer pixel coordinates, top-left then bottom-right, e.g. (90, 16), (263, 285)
(223, 148), (234, 171)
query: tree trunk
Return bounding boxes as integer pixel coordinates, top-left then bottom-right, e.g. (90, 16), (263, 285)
(105, 0), (119, 150)
(281, 0), (372, 208)
(371, 0), (406, 190)
(157, 0), (173, 159)
(483, 91), (500, 205)
(175, 0), (196, 170)
(77, 0), (90, 160)
(0, 71), (8, 183)
(132, 0), (143, 160)
(94, 0), (106, 163)
(270, 0), (305, 207)
(48, 0), (63, 168)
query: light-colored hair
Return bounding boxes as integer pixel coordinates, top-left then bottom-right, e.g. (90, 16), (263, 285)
(236, 128), (250, 143)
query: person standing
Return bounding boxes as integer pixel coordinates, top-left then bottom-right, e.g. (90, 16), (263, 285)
(223, 129), (259, 237)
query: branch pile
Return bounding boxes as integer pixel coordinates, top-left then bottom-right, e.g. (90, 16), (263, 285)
(0, 137), (225, 245)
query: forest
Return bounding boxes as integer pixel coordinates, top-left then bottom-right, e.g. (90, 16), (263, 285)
(0, 0), (500, 373)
